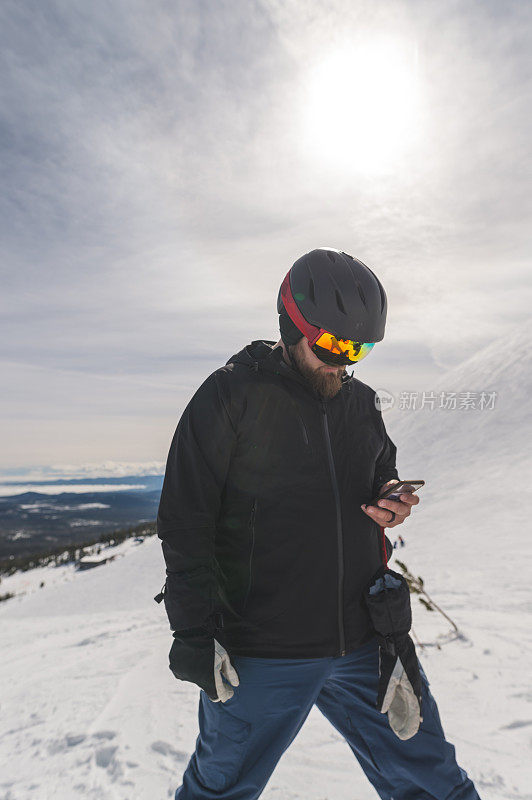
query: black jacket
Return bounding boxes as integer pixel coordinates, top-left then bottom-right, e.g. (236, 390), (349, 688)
(156, 340), (399, 658)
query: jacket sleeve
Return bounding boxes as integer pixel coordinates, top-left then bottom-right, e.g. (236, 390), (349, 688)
(372, 410), (400, 497)
(156, 369), (238, 633)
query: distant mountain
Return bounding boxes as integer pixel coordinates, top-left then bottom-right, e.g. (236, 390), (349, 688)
(0, 475), (163, 559)
(0, 474), (164, 493)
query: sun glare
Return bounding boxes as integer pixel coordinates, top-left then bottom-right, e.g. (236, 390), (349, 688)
(304, 38), (422, 175)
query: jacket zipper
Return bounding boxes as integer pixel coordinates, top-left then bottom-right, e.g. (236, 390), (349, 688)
(320, 400), (346, 656)
(243, 499), (257, 609)
(299, 416), (309, 446)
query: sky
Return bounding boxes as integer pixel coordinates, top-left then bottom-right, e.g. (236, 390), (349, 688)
(1, 0), (530, 472)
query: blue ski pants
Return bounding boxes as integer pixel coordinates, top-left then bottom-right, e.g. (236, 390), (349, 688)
(174, 638), (481, 800)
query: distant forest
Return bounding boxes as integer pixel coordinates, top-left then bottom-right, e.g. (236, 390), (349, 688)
(0, 521), (157, 576)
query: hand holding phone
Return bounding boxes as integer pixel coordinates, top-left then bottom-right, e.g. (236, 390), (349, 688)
(369, 480), (425, 508)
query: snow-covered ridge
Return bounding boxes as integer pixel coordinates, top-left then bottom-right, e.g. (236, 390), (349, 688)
(0, 532), (155, 604)
(384, 317), (532, 489)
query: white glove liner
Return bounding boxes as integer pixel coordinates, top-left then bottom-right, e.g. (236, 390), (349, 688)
(380, 657), (422, 740)
(212, 639), (240, 703)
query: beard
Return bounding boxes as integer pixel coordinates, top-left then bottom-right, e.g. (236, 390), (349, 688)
(289, 344), (346, 399)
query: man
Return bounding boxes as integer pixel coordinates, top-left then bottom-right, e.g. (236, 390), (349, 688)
(156, 248), (481, 799)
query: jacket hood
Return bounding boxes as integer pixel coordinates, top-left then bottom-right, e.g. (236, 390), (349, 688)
(226, 339), (354, 393)
(226, 340), (280, 370)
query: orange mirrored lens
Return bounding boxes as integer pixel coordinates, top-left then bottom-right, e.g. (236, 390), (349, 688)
(315, 332), (375, 362)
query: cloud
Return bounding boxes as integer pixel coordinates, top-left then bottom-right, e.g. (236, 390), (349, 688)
(1, 0), (530, 467)
(0, 460), (164, 481)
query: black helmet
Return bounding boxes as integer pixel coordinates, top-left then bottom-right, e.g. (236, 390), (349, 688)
(277, 248), (387, 363)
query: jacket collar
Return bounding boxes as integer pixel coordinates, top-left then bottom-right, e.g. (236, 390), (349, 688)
(226, 339), (353, 398)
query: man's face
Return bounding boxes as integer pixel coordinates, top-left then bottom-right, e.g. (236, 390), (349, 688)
(288, 337), (347, 399)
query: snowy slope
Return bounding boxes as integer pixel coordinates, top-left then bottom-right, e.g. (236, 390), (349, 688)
(383, 316), (532, 486)
(380, 318), (532, 799)
(1, 323), (531, 800)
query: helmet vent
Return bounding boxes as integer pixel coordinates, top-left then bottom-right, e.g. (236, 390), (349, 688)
(377, 282), (386, 313)
(326, 251), (336, 262)
(308, 278), (316, 305)
(356, 282), (367, 309)
(335, 290), (347, 315)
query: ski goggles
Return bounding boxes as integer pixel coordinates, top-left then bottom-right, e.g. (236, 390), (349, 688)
(313, 333), (375, 366)
(280, 272), (376, 366)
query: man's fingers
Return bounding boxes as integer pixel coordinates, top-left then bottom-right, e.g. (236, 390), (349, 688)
(361, 489), (420, 527)
(361, 504), (400, 526)
(363, 501), (409, 518)
(377, 497), (411, 516)
(400, 492), (420, 506)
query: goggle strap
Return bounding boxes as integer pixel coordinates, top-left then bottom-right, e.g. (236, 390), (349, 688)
(280, 272), (324, 347)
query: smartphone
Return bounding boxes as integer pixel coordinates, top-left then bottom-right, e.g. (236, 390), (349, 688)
(369, 480), (425, 507)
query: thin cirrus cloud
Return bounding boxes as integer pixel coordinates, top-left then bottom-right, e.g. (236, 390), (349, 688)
(1, 0), (530, 469)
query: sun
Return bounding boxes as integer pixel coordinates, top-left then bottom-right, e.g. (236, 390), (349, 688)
(303, 38), (422, 175)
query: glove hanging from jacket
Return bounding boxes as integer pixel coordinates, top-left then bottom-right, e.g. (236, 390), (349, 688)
(364, 567), (423, 740)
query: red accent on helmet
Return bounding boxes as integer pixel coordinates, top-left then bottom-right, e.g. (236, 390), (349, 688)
(280, 271), (325, 347)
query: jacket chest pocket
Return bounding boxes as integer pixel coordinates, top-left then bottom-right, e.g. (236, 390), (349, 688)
(233, 394), (318, 493)
(247, 406), (314, 469)
(348, 417), (383, 464)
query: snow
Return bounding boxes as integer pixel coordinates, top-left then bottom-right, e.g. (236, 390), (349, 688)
(1, 323), (531, 800)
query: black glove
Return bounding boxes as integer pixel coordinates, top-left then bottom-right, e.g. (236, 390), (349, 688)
(169, 626), (218, 700)
(364, 567), (423, 740)
(167, 615), (240, 703)
(154, 583), (239, 702)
